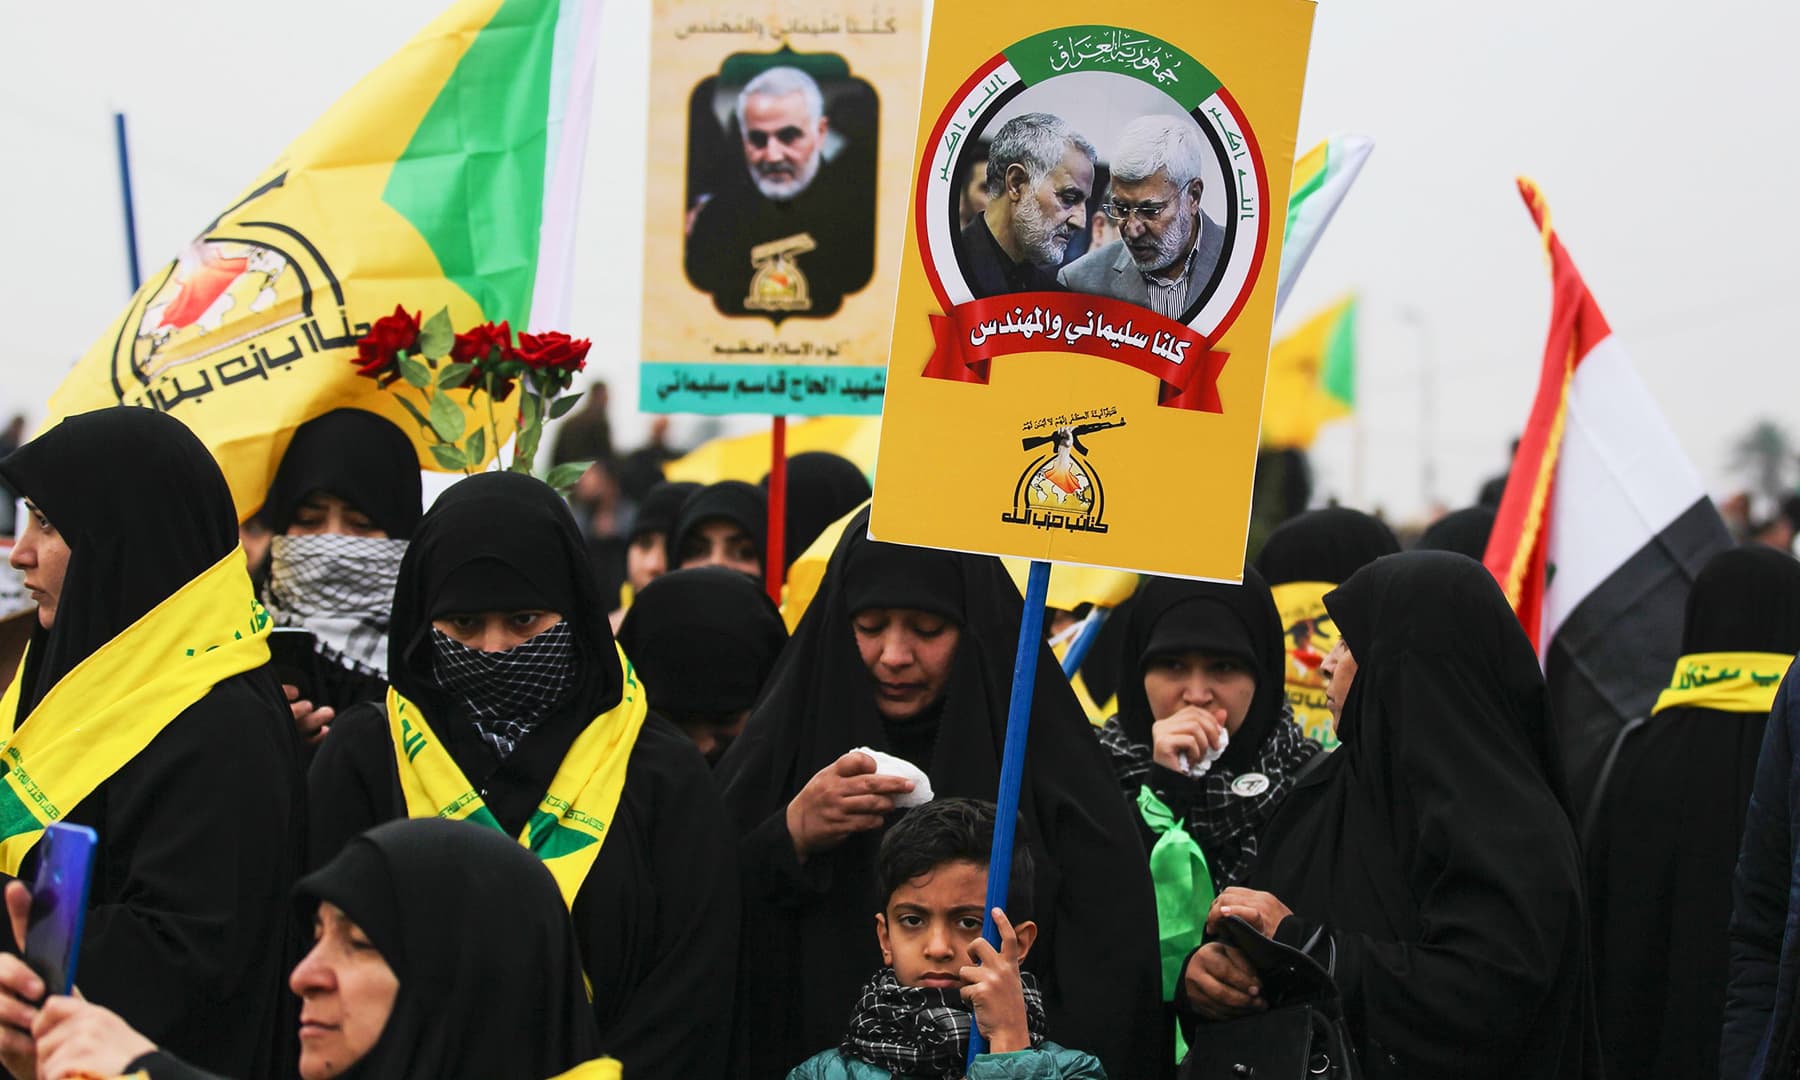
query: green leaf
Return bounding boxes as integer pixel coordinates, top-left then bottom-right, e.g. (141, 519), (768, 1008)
(418, 308), (455, 360)
(463, 426), (486, 464)
(427, 391), (466, 443)
(436, 362), (474, 389)
(394, 394), (432, 434)
(428, 443), (467, 471)
(548, 393), (582, 420)
(544, 461), (590, 494)
(397, 355), (431, 389)
(519, 392), (542, 431)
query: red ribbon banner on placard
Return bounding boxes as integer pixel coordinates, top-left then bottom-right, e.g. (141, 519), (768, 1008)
(923, 292), (1228, 412)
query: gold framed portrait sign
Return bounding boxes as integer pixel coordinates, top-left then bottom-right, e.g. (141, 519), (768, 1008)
(871, 7), (1315, 581)
(640, 2), (924, 416)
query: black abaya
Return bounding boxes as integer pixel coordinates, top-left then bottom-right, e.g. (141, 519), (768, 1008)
(712, 509), (1164, 1079)
(0, 408), (301, 1080)
(307, 472), (738, 1080)
(1248, 551), (1601, 1079)
(1585, 544), (1800, 1080)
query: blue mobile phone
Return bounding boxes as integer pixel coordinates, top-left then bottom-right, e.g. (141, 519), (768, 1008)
(23, 823), (98, 998)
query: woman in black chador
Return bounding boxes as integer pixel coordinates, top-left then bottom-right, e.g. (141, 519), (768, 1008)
(0, 408), (300, 1079)
(307, 472), (738, 1079)
(1588, 545), (1800, 1079)
(1184, 552), (1601, 1078)
(713, 508), (1164, 1079)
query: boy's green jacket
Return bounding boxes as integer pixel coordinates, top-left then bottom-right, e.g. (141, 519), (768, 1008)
(786, 1044), (1107, 1079)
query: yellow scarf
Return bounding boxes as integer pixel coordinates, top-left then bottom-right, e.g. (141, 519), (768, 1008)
(1651, 652), (1795, 717)
(0, 548), (269, 875)
(388, 644), (648, 908)
(110, 1055), (621, 1080)
(550, 1059), (623, 1080)
(1269, 581), (1339, 750)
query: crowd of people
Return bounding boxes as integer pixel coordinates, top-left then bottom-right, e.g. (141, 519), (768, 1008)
(0, 401), (1794, 1080)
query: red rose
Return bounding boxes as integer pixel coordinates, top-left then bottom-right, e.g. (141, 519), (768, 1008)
(515, 331), (591, 374)
(451, 321), (514, 367)
(351, 305), (421, 377)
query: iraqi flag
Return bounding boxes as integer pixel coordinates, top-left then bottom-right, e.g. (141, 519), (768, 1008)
(1483, 179), (1731, 808)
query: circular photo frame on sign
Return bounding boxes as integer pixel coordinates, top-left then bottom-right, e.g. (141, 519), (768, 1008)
(917, 26), (1271, 415)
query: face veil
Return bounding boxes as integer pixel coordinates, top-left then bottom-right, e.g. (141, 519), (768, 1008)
(386, 472), (623, 731)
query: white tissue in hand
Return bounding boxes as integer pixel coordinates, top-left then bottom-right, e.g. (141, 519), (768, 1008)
(1183, 729), (1229, 778)
(852, 746), (934, 808)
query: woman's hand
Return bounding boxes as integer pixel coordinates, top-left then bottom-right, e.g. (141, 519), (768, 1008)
(285, 685), (334, 746)
(1207, 887), (1293, 938)
(0, 883), (40, 1080)
(34, 997), (154, 1080)
(1182, 942), (1265, 1021)
(1151, 705), (1228, 773)
(960, 909), (1031, 1054)
(785, 752), (915, 862)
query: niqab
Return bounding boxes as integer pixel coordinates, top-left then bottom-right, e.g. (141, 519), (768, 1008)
(1250, 552), (1599, 1078)
(296, 817), (601, 1079)
(713, 508), (1163, 1078)
(388, 472), (622, 740)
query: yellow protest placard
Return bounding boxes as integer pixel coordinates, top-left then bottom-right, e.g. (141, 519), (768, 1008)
(870, 8), (1315, 581)
(639, 2), (924, 416)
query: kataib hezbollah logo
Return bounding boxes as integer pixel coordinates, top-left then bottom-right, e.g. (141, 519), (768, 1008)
(47, 0), (597, 518)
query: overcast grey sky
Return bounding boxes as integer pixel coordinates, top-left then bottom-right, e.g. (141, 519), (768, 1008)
(2, 0), (1793, 521)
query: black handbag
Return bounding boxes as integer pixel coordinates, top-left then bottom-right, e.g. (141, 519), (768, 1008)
(1177, 915), (1361, 1080)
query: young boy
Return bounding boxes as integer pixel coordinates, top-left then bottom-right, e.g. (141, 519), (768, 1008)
(788, 798), (1106, 1079)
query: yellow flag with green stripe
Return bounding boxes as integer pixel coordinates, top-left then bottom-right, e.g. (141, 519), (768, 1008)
(46, 0), (603, 517)
(1261, 294), (1356, 450)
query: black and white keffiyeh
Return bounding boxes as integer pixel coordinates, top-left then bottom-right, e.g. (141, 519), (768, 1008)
(263, 534), (408, 677)
(429, 622), (578, 758)
(1096, 701), (1318, 887)
(840, 967), (1046, 1078)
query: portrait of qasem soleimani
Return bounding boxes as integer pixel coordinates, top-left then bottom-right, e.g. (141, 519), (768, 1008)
(683, 55), (879, 322)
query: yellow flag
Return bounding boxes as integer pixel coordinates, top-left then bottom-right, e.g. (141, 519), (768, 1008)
(1260, 294), (1356, 450)
(47, 0), (603, 516)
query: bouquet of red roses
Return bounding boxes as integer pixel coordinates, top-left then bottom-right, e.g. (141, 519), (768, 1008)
(352, 305), (592, 491)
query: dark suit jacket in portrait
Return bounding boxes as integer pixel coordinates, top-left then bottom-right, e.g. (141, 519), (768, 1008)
(684, 153), (875, 320)
(958, 214), (1065, 299)
(1056, 211), (1224, 315)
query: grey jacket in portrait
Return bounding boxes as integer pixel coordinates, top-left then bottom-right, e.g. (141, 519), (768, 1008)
(1056, 211), (1224, 313)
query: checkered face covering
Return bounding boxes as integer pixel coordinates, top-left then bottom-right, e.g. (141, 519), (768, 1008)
(264, 534), (408, 677)
(841, 967), (1046, 1078)
(429, 621), (578, 758)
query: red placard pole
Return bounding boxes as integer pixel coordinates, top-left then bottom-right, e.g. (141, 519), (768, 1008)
(766, 415), (788, 604)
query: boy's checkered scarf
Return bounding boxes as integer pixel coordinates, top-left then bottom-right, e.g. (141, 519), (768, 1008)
(429, 622), (577, 758)
(840, 967), (1046, 1078)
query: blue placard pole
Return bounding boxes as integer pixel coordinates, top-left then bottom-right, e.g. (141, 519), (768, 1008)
(1059, 606), (1109, 676)
(113, 112), (143, 294)
(967, 558), (1051, 1065)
